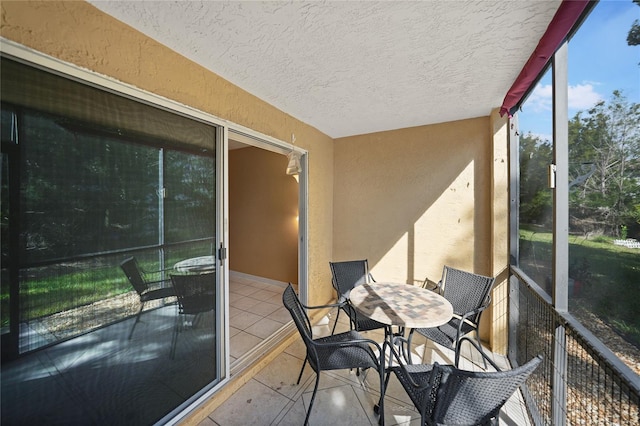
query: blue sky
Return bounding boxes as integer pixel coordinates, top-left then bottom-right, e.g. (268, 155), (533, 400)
(519, 0), (640, 141)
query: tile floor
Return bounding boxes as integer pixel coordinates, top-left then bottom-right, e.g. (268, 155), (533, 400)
(227, 273), (292, 364)
(199, 304), (532, 426)
(1, 275), (532, 425)
(0, 273), (288, 425)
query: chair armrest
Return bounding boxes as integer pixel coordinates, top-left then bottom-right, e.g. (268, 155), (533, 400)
(421, 277), (441, 293)
(454, 305), (489, 340)
(458, 292), (492, 324)
(146, 277), (173, 286)
(142, 267), (176, 278)
(459, 304), (487, 322)
(479, 293), (492, 310)
(314, 336), (383, 353)
(302, 300), (344, 311)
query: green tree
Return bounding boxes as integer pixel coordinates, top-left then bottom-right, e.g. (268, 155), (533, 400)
(628, 0), (640, 46)
(520, 132), (553, 226)
(569, 91), (640, 236)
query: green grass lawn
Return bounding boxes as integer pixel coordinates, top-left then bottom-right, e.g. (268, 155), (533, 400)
(1, 254), (193, 328)
(519, 227), (640, 347)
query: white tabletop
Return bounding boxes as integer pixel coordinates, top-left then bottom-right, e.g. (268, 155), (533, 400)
(174, 256), (216, 273)
(349, 282), (453, 329)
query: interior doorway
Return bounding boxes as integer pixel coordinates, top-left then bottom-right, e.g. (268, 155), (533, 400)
(227, 130), (305, 369)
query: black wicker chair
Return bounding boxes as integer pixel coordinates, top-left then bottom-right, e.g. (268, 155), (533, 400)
(120, 256), (176, 339)
(282, 284), (385, 426)
(383, 336), (542, 426)
(329, 260), (388, 336)
(407, 266), (495, 365)
(170, 273), (215, 359)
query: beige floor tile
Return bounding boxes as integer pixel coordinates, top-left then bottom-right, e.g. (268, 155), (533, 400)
(249, 288), (279, 301)
(301, 384), (374, 425)
(228, 286), (249, 297)
(229, 331), (263, 358)
(254, 351), (309, 399)
(267, 306), (291, 324)
(197, 416), (219, 426)
(249, 301), (281, 317)
(209, 379), (291, 426)
(229, 311), (262, 330)
(274, 397), (307, 426)
(231, 295), (262, 311)
(266, 292), (284, 304)
(228, 306), (243, 319)
(244, 317), (285, 339)
(283, 337), (306, 360)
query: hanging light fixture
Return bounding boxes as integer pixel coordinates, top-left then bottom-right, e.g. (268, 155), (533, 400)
(286, 134), (302, 182)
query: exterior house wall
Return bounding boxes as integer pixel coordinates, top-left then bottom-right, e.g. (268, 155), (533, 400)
(334, 118), (493, 281)
(334, 117), (500, 344)
(0, 0), (334, 305)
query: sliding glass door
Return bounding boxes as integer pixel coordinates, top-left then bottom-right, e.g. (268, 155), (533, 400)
(1, 58), (222, 424)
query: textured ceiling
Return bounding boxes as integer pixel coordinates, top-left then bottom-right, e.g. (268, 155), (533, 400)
(89, 1), (561, 138)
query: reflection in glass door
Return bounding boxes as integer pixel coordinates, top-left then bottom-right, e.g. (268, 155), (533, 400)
(0, 58), (221, 425)
(1, 109), (19, 361)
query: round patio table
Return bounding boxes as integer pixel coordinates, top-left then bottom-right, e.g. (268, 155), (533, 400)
(349, 282), (453, 329)
(173, 256), (216, 274)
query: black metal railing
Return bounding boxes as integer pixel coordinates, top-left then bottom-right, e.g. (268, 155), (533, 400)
(510, 266), (640, 425)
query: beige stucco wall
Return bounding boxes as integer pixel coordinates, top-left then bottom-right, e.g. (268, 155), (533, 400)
(489, 107), (510, 354)
(0, 0), (334, 304)
(334, 118), (493, 280)
(229, 147), (299, 284)
(334, 117), (498, 343)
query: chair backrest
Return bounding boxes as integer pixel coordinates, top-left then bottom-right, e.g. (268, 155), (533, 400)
(282, 284), (314, 346)
(329, 260), (370, 303)
(440, 266), (495, 322)
(120, 257), (148, 295)
(429, 355), (542, 424)
(170, 273), (215, 315)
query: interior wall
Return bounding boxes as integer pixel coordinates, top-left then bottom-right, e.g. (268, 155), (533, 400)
(333, 117), (493, 291)
(229, 147), (298, 284)
(0, 0), (335, 305)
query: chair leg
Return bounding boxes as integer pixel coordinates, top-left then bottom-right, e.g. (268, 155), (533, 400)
(391, 326), (408, 362)
(377, 364), (385, 425)
(297, 357), (308, 385)
(304, 372), (320, 426)
(406, 329), (416, 364)
(331, 309), (341, 335)
(128, 303), (144, 340)
(376, 364), (393, 421)
(474, 329), (488, 369)
(454, 331), (489, 369)
(170, 314), (181, 359)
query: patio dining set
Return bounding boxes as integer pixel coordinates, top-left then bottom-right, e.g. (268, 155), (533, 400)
(282, 260), (542, 426)
(119, 255), (216, 358)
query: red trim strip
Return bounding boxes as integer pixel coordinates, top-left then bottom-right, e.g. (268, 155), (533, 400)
(499, 0), (591, 117)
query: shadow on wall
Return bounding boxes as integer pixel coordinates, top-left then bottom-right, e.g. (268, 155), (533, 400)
(333, 117), (494, 285)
